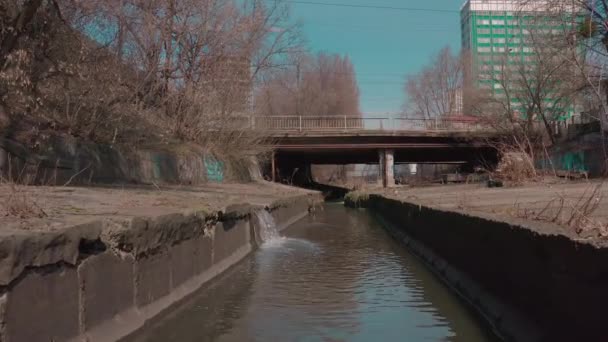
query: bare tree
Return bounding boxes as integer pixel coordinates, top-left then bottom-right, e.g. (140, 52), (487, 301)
(0, 0), (304, 164)
(255, 52), (361, 117)
(460, 2), (587, 178)
(404, 47), (464, 119)
(503, 0), (608, 174)
(485, 32), (579, 142)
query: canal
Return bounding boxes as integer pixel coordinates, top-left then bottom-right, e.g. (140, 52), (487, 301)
(127, 204), (498, 342)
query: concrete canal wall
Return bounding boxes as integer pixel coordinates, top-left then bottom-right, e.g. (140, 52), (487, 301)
(0, 193), (322, 342)
(348, 194), (608, 342)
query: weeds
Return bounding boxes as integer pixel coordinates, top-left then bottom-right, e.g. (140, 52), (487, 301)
(1, 183), (47, 219)
(512, 182), (607, 237)
(344, 191), (370, 208)
(0, 156), (47, 219)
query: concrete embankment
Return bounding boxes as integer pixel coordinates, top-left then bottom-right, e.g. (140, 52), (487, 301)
(347, 188), (608, 342)
(0, 183), (322, 342)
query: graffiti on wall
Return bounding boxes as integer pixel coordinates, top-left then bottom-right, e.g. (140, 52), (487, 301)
(539, 150), (588, 173)
(204, 157), (224, 182)
(558, 152), (587, 172)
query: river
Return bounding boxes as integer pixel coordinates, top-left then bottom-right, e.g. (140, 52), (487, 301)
(127, 203), (498, 342)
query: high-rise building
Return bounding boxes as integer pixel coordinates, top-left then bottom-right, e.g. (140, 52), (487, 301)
(460, 0), (577, 118)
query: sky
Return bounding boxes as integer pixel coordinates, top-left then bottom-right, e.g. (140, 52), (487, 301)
(290, 0), (463, 114)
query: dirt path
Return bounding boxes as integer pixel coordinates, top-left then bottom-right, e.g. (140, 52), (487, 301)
(0, 181), (317, 231)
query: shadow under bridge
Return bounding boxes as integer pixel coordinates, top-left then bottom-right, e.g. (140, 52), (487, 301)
(267, 132), (498, 187)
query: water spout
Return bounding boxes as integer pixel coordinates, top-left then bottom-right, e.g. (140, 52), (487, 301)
(254, 210), (284, 246)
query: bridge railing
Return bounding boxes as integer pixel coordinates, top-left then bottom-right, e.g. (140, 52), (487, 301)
(246, 116), (485, 132)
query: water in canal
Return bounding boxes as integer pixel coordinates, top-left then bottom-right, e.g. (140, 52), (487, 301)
(129, 204), (497, 342)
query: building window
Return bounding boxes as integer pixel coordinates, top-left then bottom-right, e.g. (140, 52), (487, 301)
(494, 46), (506, 52)
(477, 19), (490, 25)
(492, 20), (505, 25)
(478, 37), (491, 43)
(478, 28), (491, 34)
(493, 28), (506, 34)
(494, 38), (506, 44)
(478, 47), (491, 53)
(480, 73), (492, 80)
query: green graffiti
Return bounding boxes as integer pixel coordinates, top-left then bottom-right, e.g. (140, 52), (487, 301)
(204, 157), (224, 182)
(559, 152), (587, 172)
(539, 150), (589, 173)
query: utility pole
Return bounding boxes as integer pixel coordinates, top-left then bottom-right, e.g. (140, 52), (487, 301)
(295, 60), (301, 116)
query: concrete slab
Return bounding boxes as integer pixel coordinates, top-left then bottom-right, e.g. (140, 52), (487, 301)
(79, 252), (134, 328)
(5, 267), (79, 342)
(135, 251), (171, 307)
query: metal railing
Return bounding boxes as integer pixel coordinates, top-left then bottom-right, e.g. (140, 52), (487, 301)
(244, 116), (485, 132)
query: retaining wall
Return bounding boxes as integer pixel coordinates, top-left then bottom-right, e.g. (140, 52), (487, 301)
(2, 137), (261, 186)
(0, 193), (322, 342)
(351, 194), (608, 342)
(539, 130), (608, 177)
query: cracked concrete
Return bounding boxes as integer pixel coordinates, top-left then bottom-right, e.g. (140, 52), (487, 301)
(0, 181), (322, 341)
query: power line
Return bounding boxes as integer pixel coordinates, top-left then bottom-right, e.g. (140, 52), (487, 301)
(286, 1), (460, 14)
(310, 22), (457, 33)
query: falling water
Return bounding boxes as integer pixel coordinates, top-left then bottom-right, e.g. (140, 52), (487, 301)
(254, 210), (283, 245)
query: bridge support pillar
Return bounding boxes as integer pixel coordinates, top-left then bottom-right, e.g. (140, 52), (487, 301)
(379, 149), (395, 188)
(271, 152), (277, 182)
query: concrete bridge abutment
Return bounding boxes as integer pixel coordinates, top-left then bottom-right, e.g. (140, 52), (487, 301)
(379, 149), (395, 188)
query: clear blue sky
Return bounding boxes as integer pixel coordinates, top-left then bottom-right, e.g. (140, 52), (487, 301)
(290, 0), (463, 114)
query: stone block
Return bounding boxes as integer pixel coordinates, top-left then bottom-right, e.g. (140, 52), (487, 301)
(6, 267), (79, 342)
(79, 252), (134, 329)
(170, 239), (198, 288)
(136, 251), (170, 307)
(196, 235), (213, 274)
(213, 220), (250, 264)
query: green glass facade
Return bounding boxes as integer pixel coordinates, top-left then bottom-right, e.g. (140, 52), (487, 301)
(461, 1), (576, 118)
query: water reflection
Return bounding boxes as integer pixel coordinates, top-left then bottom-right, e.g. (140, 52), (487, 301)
(127, 204), (497, 342)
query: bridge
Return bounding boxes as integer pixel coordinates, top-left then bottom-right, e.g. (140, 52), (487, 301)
(242, 116), (498, 187)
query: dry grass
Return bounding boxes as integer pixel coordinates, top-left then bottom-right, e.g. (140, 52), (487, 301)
(0, 157), (47, 219)
(511, 182), (607, 237)
(492, 150), (538, 186)
(1, 183), (47, 219)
